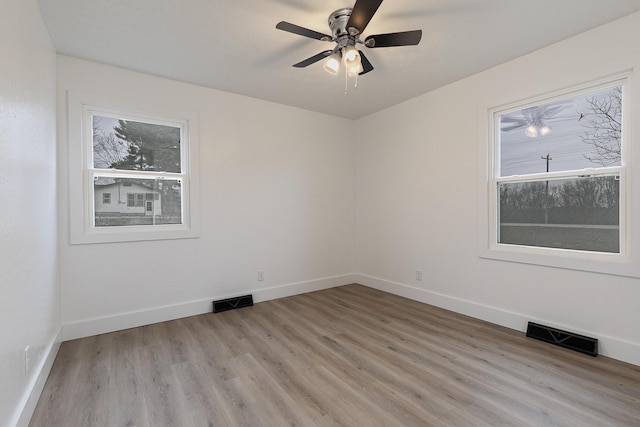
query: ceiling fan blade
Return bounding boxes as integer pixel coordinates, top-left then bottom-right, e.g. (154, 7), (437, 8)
(501, 124), (525, 131)
(347, 0), (383, 35)
(293, 50), (333, 68)
(544, 105), (565, 117)
(500, 117), (527, 124)
(358, 50), (374, 75)
(276, 21), (331, 41)
(365, 30), (422, 47)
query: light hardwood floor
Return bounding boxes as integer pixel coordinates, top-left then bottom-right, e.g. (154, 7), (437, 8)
(30, 284), (640, 426)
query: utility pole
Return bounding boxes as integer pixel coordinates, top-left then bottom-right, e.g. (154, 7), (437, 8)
(541, 153), (552, 173)
(541, 154), (552, 224)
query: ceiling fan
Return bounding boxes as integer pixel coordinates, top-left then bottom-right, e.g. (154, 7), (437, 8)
(275, 0), (422, 76)
(501, 103), (569, 138)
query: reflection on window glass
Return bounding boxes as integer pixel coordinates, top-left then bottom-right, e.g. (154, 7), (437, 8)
(498, 175), (619, 253)
(92, 116), (181, 172)
(500, 86), (621, 176)
(93, 177), (182, 227)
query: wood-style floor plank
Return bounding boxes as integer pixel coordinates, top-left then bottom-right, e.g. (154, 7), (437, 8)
(29, 284), (640, 426)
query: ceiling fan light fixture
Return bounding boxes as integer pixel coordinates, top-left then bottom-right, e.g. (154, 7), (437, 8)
(343, 45), (359, 62)
(525, 125), (538, 138)
(539, 124), (551, 136)
(323, 53), (341, 75)
(347, 61), (363, 76)
(343, 46), (362, 77)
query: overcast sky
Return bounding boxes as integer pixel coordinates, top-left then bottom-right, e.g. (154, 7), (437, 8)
(499, 86), (621, 176)
(93, 115), (120, 135)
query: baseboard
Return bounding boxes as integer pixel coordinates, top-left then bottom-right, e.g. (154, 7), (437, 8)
(13, 327), (62, 427)
(355, 273), (526, 329)
(62, 274), (356, 341)
(355, 273), (640, 367)
(252, 274), (356, 303)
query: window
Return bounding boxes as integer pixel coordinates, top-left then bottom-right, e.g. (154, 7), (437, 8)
(92, 115), (182, 225)
(68, 91), (200, 244)
(126, 193), (145, 208)
(481, 74), (633, 273)
(495, 84), (623, 254)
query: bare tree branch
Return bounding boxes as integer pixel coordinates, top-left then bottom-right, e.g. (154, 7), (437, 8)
(92, 116), (127, 169)
(581, 86), (622, 166)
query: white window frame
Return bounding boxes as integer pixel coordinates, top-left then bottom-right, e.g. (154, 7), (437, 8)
(68, 91), (200, 244)
(479, 72), (640, 278)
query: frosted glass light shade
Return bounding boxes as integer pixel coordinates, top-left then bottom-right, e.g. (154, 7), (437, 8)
(324, 53), (341, 75)
(343, 46), (362, 76)
(525, 125), (538, 138)
(539, 125), (551, 136)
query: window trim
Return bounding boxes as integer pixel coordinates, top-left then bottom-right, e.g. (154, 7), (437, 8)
(68, 91), (200, 244)
(478, 71), (640, 278)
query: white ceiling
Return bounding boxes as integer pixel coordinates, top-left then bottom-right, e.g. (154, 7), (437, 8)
(36, 0), (640, 120)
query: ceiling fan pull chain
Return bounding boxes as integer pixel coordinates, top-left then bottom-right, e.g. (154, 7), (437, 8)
(345, 66), (349, 95)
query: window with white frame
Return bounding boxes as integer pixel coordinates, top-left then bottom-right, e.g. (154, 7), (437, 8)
(68, 92), (199, 244)
(92, 113), (186, 226)
(491, 80), (624, 255)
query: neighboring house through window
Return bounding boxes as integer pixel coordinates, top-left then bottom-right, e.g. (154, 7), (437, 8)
(68, 91), (200, 244)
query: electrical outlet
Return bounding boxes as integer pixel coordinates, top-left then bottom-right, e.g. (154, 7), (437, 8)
(416, 269), (423, 281)
(257, 270), (265, 281)
(24, 345), (30, 374)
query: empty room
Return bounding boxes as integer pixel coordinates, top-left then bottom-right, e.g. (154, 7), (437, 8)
(3, 0), (640, 426)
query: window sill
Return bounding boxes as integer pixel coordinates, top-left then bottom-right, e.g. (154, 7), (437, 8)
(479, 243), (640, 278)
(70, 223), (200, 245)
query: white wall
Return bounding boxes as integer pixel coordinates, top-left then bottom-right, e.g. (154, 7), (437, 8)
(0, 0), (59, 426)
(57, 56), (356, 339)
(355, 12), (640, 366)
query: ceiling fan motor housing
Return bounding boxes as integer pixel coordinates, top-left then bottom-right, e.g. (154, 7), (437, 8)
(329, 8), (354, 40)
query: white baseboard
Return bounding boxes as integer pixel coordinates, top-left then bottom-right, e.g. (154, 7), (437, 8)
(13, 327), (62, 427)
(252, 273), (356, 303)
(62, 274), (356, 341)
(355, 273), (640, 367)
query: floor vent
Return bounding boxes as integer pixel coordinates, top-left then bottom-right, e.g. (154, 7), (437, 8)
(212, 295), (254, 313)
(526, 322), (598, 357)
